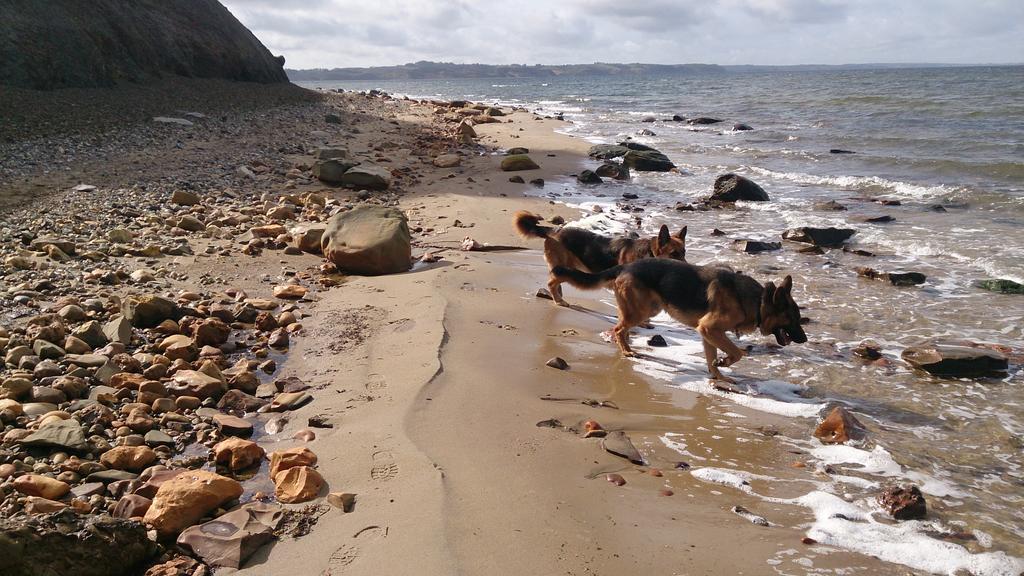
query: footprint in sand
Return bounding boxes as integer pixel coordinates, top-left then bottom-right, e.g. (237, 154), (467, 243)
(370, 449), (399, 481)
(365, 374), (386, 392)
(323, 525), (388, 575)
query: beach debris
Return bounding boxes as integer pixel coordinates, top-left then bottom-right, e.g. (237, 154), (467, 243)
(647, 334), (668, 347)
(975, 278), (1024, 295)
(546, 356), (569, 370)
(327, 492), (357, 512)
(153, 116), (193, 126)
(500, 154), (540, 171)
(535, 288), (553, 300)
(601, 430), (644, 465)
(814, 406), (867, 444)
(177, 502), (283, 569)
(321, 206), (411, 275)
(877, 484), (927, 520)
(856, 267), (926, 286)
(606, 473), (626, 486)
(732, 239), (781, 254)
(307, 414), (333, 428)
(710, 173), (769, 202)
(540, 395), (619, 409)
(144, 470), (244, 538)
(674, 462), (691, 470)
(830, 148), (855, 154)
(802, 537), (818, 545)
(782, 226), (856, 247)
(535, 418), (564, 429)
(732, 505), (770, 526)
(901, 343), (1008, 377)
(660, 489), (674, 496)
(459, 237), (525, 252)
(648, 468), (663, 477)
(508, 175), (525, 183)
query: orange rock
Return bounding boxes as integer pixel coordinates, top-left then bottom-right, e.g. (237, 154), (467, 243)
(24, 496), (68, 514)
(214, 437), (266, 471)
(13, 474), (70, 500)
(273, 466), (324, 503)
(268, 447), (317, 477)
(273, 285), (307, 300)
(109, 372), (148, 390)
(143, 470), (243, 538)
(101, 445), (158, 471)
(813, 406), (867, 444)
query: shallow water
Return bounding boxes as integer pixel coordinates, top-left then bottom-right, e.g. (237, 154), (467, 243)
(303, 68), (1024, 573)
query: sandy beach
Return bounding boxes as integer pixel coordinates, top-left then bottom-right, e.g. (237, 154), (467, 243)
(2, 80), (1016, 576)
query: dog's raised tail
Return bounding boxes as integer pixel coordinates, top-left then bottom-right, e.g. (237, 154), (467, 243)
(513, 211), (553, 239)
(551, 265), (623, 289)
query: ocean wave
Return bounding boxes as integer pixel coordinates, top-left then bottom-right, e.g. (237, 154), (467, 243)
(747, 167), (964, 199)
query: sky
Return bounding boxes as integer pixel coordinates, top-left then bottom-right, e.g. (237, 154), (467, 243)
(221, 0), (1024, 69)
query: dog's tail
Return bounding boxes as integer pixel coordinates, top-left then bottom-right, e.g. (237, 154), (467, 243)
(513, 211), (553, 239)
(551, 265), (623, 289)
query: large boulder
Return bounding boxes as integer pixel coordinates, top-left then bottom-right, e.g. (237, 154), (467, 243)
(711, 174), (769, 202)
(0, 0), (288, 90)
(587, 144), (630, 160)
(143, 470), (243, 538)
(340, 164), (391, 190)
(121, 295), (178, 329)
(901, 343), (1008, 377)
(321, 206), (411, 275)
(622, 149), (674, 172)
(312, 159), (359, 184)
(782, 227), (855, 247)
(0, 510), (156, 576)
(177, 503), (282, 569)
(500, 154), (540, 171)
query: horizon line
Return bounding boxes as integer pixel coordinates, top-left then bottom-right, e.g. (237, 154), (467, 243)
(285, 60), (1024, 71)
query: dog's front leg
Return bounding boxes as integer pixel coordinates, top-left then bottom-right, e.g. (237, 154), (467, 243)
(546, 277), (567, 306)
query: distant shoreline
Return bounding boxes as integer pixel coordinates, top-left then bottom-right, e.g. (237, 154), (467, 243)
(287, 60), (1023, 82)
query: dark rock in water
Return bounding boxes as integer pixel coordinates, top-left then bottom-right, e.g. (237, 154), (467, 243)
(577, 170), (603, 185)
(830, 149), (856, 154)
(928, 204), (948, 212)
(672, 115), (685, 122)
(814, 406), (867, 444)
(843, 247), (876, 257)
(711, 174), (769, 202)
(688, 117), (722, 125)
(529, 178), (545, 188)
(601, 431), (644, 465)
(0, 509), (156, 576)
(675, 202), (696, 211)
(856, 267), (926, 286)
(637, 128), (657, 136)
(852, 340), (883, 360)
(814, 200), (847, 211)
(732, 239), (781, 254)
(901, 343), (1008, 377)
(620, 141), (658, 152)
(861, 215), (895, 223)
(878, 199), (902, 206)
(877, 485), (926, 520)
(595, 162), (629, 180)
(647, 335), (668, 347)
(622, 192), (638, 200)
(975, 279), (1024, 295)
(0, 0), (288, 90)
(177, 503), (282, 569)
(732, 123), (754, 131)
(588, 144), (630, 160)
(623, 149), (675, 172)
(710, 228), (726, 236)
(508, 175), (525, 184)
(641, 116), (656, 123)
(782, 227), (855, 247)
(506, 147), (530, 155)
(546, 357), (569, 370)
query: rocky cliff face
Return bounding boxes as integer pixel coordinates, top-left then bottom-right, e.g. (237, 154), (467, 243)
(0, 0), (287, 89)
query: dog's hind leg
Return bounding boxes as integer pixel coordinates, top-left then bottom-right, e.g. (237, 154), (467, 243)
(546, 275), (567, 306)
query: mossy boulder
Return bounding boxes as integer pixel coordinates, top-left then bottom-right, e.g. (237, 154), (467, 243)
(500, 155), (540, 172)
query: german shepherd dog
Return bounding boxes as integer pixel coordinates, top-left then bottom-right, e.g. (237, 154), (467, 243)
(514, 211), (687, 305)
(551, 259), (808, 382)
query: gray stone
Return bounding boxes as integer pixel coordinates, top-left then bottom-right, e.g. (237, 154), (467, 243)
(341, 164), (392, 190)
(17, 419), (89, 452)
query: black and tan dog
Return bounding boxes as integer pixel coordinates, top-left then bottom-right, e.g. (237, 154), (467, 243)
(551, 259), (807, 382)
(514, 210), (686, 305)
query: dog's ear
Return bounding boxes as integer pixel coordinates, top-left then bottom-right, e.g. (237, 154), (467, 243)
(676, 226), (687, 241)
(762, 281), (776, 305)
(657, 224), (671, 247)
(780, 275), (793, 293)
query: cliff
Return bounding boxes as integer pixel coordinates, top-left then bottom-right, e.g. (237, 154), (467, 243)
(0, 0), (288, 89)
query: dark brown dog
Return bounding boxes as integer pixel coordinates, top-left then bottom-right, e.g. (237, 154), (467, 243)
(551, 259), (807, 382)
(514, 210), (686, 305)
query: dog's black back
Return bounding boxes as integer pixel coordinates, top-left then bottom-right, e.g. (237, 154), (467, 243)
(625, 259), (762, 315)
(558, 227), (629, 272)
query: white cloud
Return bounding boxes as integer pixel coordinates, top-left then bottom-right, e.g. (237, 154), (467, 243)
(220, 0), (1024, 68)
